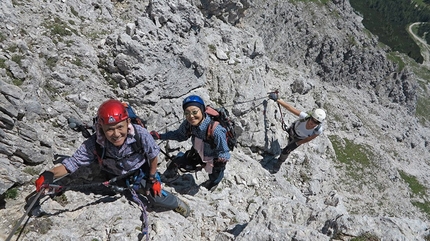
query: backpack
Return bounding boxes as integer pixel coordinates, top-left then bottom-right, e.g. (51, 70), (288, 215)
(68, 102), (146, 162)
(122, 102), (146, 129)
(188, 105), (237, 151)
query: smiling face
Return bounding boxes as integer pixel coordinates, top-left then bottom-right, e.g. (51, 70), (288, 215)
(184, 106), (204, 126)
(306, 117), (321, 129)
(101, 119), (130, 146)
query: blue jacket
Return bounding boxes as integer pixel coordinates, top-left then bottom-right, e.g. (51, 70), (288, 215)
(160, 116), (230, 162)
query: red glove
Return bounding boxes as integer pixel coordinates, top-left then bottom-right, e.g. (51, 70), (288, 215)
(146, 174), (162, 196)
(151, 181), (162, 196)
(35, 171), (54, 192)
(150, 131), (160, 140)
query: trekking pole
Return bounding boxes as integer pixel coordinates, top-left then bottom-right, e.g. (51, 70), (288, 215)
(6, 170), (141, 241)
(5, 189), (45, 241)
(7, 172), (72, 241)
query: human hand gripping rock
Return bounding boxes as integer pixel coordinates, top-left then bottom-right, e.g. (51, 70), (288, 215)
(268, 92), (278, 101)
(35, 171), (54, 192)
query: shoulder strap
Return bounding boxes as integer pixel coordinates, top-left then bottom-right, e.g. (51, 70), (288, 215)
(290, 114), (308, 135)
(94, 142), (104, 165)
(89, 133), (104, 165)
(131, 125), (151, 169)
(206, 120), (219, 140)
(185, 121), (192, 137)
(206, 120), (219, 149)
(130, 124), (143, 154)
(314, 124), (322, 133)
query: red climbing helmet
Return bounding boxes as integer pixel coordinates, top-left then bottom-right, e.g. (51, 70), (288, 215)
(97, 99), (129, 125)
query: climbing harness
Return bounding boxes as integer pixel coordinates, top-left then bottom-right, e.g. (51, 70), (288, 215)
(227, 95), (268, 107)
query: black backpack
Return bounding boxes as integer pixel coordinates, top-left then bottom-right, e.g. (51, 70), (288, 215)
(187, 106), (237, 151)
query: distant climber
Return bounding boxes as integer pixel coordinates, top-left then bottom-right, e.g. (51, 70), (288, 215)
(269, 92), (326, 173)
(35, 99), (190, 217)
(150, 95), (231, 191)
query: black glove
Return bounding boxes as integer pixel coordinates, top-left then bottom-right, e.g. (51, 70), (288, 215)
(150, 131), (160, 140)
(282, 142), (299, 155)
(68, 117), (91, 138)
(35, 171), (54, 192)
(269, 92), (278, 101)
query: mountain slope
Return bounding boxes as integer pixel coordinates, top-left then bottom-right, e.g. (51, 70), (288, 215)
(1, 0), (430, 240)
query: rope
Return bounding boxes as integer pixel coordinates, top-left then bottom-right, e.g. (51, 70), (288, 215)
(271, 89), (288, 132)
(161, 120), (181, 130)
(130, 188), (149, 241)
(230, 95), (268, 106)
(156, 140), (174, 161)
(277, 102), (288, 132)
(6, 189), (44, 241)
(47, 170), (137, 193)
(218, 95), (268, 108)
(154, 95), (269, 132)
(47, 170), (150, 240)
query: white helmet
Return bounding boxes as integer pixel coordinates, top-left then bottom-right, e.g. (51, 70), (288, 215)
(312, 109), (326, 123)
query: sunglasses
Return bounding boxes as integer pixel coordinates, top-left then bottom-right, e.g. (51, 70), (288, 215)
(311, 118), (321, 125)
(184, 109), (200, 117)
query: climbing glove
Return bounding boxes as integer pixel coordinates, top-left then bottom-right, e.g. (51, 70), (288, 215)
(150, 131), (160, 140)
(146, 175), (162, 196)
(35, 171), (54, 192)
(268, 92), (278, 101)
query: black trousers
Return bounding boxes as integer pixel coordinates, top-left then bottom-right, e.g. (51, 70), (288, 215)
(171, 148), (226, 186)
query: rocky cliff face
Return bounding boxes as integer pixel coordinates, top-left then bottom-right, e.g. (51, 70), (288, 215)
(1, 0), (429, 240)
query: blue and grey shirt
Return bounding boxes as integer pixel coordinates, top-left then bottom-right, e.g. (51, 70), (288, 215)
(62, 124), (160, 176)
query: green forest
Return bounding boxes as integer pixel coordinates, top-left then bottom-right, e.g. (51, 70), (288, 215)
(349, 0), (430, 64)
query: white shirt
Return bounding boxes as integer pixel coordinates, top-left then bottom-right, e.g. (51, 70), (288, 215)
(292, 112), (323, 139)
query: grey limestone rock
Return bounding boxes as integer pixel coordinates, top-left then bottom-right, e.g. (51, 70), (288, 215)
(0, 0), (429, 240)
